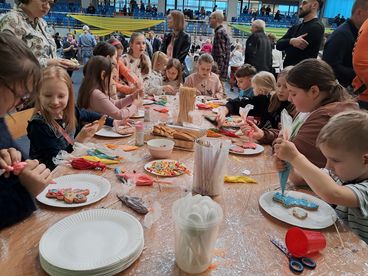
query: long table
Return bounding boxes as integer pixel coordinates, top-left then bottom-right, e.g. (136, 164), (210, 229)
(1, 106), (368, 275)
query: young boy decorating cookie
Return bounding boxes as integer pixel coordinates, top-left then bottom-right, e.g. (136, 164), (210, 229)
(274, 110), (368, 243)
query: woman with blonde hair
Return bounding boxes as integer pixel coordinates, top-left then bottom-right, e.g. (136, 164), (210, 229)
(160, 10), (191, 64)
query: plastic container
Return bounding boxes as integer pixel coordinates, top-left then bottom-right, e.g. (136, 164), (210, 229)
(192, 138), (231, 196)
(144, 106), (150, 122)
(147, 139), (174, 159)
(285, 227), (326, 257)
(135, 121), (144, 146)
(172, 195), (223, 274)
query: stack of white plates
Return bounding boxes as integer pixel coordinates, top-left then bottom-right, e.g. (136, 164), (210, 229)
(39, 209), (144, 276)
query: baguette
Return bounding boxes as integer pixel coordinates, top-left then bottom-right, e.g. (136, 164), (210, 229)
(173, 131), (194, 141)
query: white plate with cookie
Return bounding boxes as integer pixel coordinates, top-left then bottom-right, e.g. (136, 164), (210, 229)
(229, 144), (264, 155)
(37, 174), (111, 208)
(259, 190), (337, 229)
(95, 126), (133, 138)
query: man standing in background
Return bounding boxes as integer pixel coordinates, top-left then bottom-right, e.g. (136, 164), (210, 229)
(276, 0), (324, 66)
(147, 30), (161, 54)
(244, 19), (272, 72)
(210, 10), (231, 81)
(323, 0), (368, 89)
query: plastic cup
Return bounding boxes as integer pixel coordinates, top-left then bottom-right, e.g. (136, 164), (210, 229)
(172, 196), (223, 274)
(285, 227), (326, 257)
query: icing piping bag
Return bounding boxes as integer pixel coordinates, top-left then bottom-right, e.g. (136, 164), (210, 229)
(279, 162), (291, 195)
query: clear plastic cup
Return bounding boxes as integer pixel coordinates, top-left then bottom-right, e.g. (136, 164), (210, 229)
(172, 197), (223, 274)
(285, 227), (327, 257)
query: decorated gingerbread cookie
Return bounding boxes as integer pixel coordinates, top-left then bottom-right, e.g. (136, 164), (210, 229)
(273, 192), (319, 211)
(45, 188), (90, 204)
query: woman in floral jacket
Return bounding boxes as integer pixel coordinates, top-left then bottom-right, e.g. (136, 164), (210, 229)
(0, 0), (76, 70)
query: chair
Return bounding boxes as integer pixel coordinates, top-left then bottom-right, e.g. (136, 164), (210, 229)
(5, 108), (35, 139)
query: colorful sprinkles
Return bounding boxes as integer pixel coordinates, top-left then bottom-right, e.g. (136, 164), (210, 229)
(146, 160), (190, 176)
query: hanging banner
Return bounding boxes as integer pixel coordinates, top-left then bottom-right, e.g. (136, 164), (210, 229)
(68, 14), (164, 32)
(74, 29), (133, 37)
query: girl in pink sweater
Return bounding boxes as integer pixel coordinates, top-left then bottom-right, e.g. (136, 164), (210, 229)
(184, 53), (224, 99)
(77, 56), (143, 120)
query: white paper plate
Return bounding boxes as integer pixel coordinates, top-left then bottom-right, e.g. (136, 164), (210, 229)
(36, 174), (111, 208)
(144, 159), (188, 177)
(130, 110), (144, 119)
(229, 144), (264, 155)
(39, 209), (144, 271)
(40, 236), (144, 275)
(143, 99), (154, 105)
(95, 126), (132, 138)
(259, 191), (337, 229)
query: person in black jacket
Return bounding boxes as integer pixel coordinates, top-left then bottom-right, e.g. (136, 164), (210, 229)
(276, 0), (325, 67)
(0, 33), (52, 230)
(322, 0), (368, 88)
(148, 30), (161, 54)
(160, 10), (191, 64)
(244, 19), (272, 72)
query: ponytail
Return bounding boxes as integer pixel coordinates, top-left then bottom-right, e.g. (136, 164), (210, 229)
(287, 59), (352, 107)
(319, 83), (351, 106)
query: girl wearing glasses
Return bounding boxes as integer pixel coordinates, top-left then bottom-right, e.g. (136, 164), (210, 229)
(0, 33), (52, 230)
(0, 0), (76, 70)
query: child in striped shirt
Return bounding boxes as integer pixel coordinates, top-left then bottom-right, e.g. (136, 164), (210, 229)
(274, 110), (368, 243)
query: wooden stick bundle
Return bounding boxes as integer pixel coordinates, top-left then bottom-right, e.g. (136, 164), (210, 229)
(192, 138), (231, 196)
(177, 86), (196, 124)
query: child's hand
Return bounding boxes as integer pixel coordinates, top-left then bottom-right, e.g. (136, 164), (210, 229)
(0, 148), (22, 177)
(75, 123), (99, 143)
(239, 120), (264, 140)
(113, 119), (133, 131)
(273, 138), (300, 163)
(127, 85), (136, 94)
(135, 79), (143, 90)
(215, 107), (229, 127)
(273, 155), (288, 172)
(133, 89), (144, 99)
(163, 85), (175, 94)
(59, 59), (79, 70)
(132, 98), (143, 108)
(18, 160), (52, 196)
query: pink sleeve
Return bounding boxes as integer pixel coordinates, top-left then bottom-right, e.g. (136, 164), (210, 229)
(90, 89), (137, 120)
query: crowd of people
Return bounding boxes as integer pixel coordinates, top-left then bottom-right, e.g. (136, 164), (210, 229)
(1, 0), (368, 246)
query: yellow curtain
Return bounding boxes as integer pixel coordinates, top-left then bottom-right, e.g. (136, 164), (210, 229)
(74, 29), (133, 37)
(68, 14), (164, 31)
